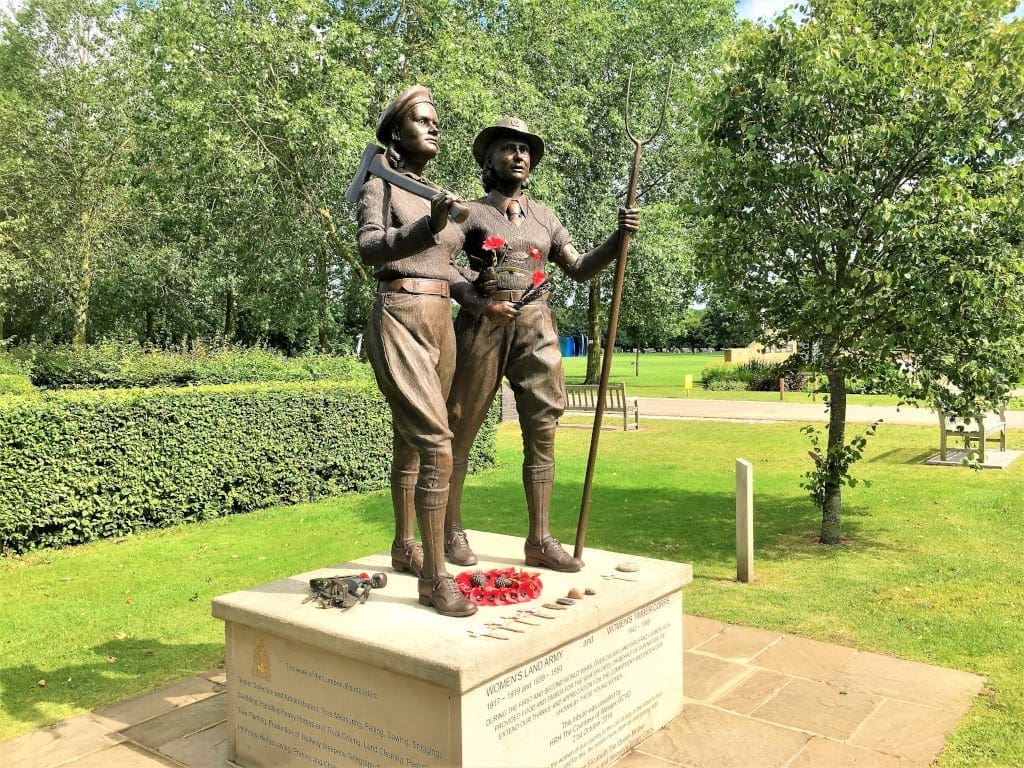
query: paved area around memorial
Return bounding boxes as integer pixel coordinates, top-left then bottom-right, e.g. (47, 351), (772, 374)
(1, 614), (985, 768)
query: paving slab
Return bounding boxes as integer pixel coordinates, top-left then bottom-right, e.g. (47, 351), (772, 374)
(788, 738), (918, 767)
(924, 449), (1021, 469)
(711, 668), (792, 716)
(689, 623), (783, 662)
(156, 722), (230, 768)
(749, 677), (882, 740)
(752, 634), (859, 682)
(851, 698), (967, 763)
(637, 703), (811, 768)
(0, 714), (126, 768)
(682, 651), (752, 702)
(118, 694), (225, 750)
(682, 615), (725, 650)
(59, 743), (182, 767)
(613, 752), (681, 768)
(91, 675), (224, 731)
(830, 650), (985, 711)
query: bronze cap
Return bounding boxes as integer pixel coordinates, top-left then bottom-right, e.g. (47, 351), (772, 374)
(375, 85), (435, 145)
(472, 116), (545, 168)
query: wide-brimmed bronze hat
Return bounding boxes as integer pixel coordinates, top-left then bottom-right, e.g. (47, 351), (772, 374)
(375, 85), (435, 145)
(472, 117), (545, 168)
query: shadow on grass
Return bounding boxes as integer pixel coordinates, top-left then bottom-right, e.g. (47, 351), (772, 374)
(868, 447), (939, 465)
(351, 467), (899, 576)
(0, 637), (221, 728)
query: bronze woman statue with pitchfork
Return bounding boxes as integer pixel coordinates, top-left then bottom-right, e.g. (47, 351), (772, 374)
(445, 117), (639, 573)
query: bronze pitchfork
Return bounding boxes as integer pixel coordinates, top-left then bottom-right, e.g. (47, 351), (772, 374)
(574, 64), (673, 561)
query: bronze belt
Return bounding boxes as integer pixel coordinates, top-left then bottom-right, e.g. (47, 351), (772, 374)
(491, 289), (547, 303)
(378, 278), (450, 298)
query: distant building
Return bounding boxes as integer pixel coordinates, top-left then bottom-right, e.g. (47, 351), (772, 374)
(723, 340), (796, 365)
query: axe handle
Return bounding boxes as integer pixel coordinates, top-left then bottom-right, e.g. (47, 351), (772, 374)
(369, 155), (469, 224)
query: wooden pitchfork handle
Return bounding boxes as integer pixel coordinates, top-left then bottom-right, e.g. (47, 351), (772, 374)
(574, 64), (673, 561)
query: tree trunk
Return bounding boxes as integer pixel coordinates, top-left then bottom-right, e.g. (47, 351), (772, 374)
(317, 248), (330, 352)
(820, 365), (848, 544)
(223, 288), (235, 339)
(585, 280), (602, 384)
(72, 251), (90, 347)
(635, 345), (640, 377)
(145, 309), (154, 344)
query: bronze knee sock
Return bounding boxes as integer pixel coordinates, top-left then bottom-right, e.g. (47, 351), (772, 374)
(416, 486), (449, 582)
(445, 460), (469, 535)
(391, 469), (418, 546)
(523, 463), (555, 544)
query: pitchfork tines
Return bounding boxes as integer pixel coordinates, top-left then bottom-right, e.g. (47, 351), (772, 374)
(624, 63), (674, 149)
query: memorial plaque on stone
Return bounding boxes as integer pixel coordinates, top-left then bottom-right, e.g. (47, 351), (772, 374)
(213, 531), (692, 768)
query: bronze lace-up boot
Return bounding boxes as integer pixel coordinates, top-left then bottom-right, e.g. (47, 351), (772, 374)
(417, 574), (477, 618)
(416, 486), (477, 617)
(444, 460), (478, 566)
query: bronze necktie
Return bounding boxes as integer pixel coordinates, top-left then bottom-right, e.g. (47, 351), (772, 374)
(507, 199), (523, 227)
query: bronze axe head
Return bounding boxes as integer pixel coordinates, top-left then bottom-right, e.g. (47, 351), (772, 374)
(345, 144), (469, 224)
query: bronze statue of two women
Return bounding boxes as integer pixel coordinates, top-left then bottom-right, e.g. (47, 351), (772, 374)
(355, 87), (637, 617)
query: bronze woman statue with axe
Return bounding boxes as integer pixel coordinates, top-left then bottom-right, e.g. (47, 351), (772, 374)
(353, 85), (486, 617)
(445, 117), (639, 573)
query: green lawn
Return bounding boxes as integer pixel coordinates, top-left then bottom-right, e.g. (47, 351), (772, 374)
(2, 418), (1023, 766)
(561, 351), (906, 405)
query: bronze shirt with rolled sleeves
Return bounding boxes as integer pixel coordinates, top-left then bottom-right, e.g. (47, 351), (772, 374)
(447, 189), (623, 477)
(356, 174), (472, 492)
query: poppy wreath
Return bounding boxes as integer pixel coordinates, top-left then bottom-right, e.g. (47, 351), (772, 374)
(455, 568), (543, 606)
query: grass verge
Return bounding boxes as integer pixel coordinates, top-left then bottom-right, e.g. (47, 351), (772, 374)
(561, 351), (908, 404)
(2, 417), (1022, 766)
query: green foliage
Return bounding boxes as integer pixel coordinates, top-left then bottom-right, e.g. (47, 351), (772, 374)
(1, 0), (734, 353)
(0, 382), (497, 554)
(799, 421), (879, 510)
(700, 359), (808, 391)
(694, 0), (1024, 538)
(700, 363), (756, 390)
(0, 373), (31, 395)
(0, 346), (30, 374)
(26, 341), (371, 390)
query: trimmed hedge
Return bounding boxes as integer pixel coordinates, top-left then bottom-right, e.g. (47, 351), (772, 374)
(27, 341), (372, 390)
(0, 382), (497, 554)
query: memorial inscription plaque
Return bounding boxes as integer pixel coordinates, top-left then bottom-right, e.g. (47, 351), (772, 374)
(462, 593), (681, 767)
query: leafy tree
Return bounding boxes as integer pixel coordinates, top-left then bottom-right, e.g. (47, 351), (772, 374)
(694, 293), (759, 350)
(128, 0), (375, 350)
(618, 200), (698, 370)
(694, 0), (1024, 543)
(0, 0), (136, 345)
(0, 0), (734, 354)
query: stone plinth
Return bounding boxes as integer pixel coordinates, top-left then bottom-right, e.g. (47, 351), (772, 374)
(212, 531), (692, 768)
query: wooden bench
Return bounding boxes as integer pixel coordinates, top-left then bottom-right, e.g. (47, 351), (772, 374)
(564, 383), (640, 431)
(938, 405), (1007, 462)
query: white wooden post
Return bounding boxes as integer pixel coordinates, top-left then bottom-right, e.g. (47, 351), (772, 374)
(736, 458), (754, 583)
